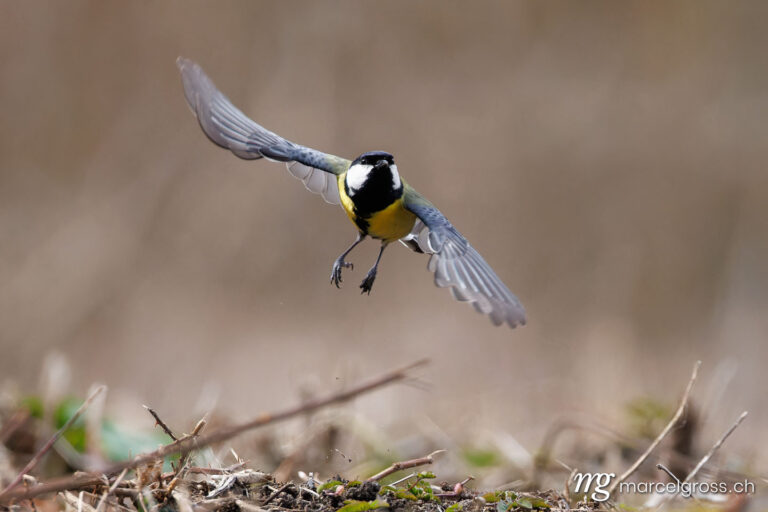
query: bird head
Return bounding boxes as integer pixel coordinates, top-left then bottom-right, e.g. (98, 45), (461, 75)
(347, 151), (401, 193)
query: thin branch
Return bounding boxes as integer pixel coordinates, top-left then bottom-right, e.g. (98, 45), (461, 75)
(534, 415), (749, 483)
(435, 476), (474, 498)
(95, 468), (127, 512)
(0, 359), (428, 504)
(0, 385), (106, 497)
(262, 482), (292, 505)
(563, 467), (578, 504)
(366, 449), (446, 482)
(166, 463), (247, 476)
(607, 361), (701, 497)
(389, 473), (416, 486)
(655, 463), (678, 481)
(143, 406), (178, 441)
(654, 411), (748, 509)
(174, 417), (207, 479)
(683, 410), (748, 484)
(87, 488), (134, 512)
(60, 490), (97, 512)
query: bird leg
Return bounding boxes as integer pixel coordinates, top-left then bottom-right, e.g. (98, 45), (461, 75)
(360, 243), (387, 295)
(331, 233), (365, 288)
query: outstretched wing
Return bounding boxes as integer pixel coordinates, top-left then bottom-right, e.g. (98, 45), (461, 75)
(177, 57), (349, 205)
(402, 186), (526, 328)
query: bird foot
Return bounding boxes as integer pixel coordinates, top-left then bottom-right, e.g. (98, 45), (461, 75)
(360, 269), (377, 295)
(331, 258), (353, 288)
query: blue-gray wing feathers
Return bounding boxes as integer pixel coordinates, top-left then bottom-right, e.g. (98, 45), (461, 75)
(177, 57), (347, 205)
(403, 192), (526, 328)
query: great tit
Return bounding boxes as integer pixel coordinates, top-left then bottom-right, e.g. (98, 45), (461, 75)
(177, 58), (526, 328)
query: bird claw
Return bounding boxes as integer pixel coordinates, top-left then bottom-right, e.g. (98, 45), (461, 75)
(359, 270), (377, 295)
(331, 259), (354, 288)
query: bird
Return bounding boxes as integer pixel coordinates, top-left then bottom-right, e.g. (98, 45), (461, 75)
(177, 57), (526, 328)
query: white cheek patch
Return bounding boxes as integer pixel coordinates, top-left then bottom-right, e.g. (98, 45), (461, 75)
(390, 164), (401, 190)
(346, 164), (373, 192)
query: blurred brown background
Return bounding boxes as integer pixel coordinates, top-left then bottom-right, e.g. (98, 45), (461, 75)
(1, 1), (766, 469)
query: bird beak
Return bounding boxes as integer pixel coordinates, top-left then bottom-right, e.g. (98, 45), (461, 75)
(374, 160), (389, 170)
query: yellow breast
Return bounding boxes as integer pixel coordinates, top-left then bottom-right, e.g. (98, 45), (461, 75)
(338, 174), (416, 242)
(365, 198), (417, 241)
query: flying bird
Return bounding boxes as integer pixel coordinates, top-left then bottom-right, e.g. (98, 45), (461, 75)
(177, 58), (526, 328)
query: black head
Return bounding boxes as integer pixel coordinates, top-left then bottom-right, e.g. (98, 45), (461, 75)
(352, 151), (395, 167)
(345, 151), (402, 215)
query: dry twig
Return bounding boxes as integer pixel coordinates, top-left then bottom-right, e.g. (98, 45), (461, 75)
(0, 385), (106, 498)
(535, 414), (748, 484)
(683, 410), (748, 484)
(185, 463), (247, 475)
(0, 359), (428, 504)
(60, 490), (97, 512)
(366, 449), (446, 482)
(143, 405), (178, 441)
(657, 410), (749, 507)
(435, 476), (474, 499)
(262, 482), (292, 505)
(173, 416), (207, 482)
(607, 361), (701, 497)
(95, 468), (127, 512)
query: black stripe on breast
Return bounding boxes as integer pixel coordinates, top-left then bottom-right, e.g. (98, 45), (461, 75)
(344, 172), (403, 217)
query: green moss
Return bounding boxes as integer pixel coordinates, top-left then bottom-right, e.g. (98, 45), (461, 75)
(484, 491), (516, 503)
(497, 495), (550, 511)
(318, 480), (345, 493)
(337, 499), (389, 512)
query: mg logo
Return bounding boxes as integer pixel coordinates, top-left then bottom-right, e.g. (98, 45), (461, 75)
(571, 472), (616, 502)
